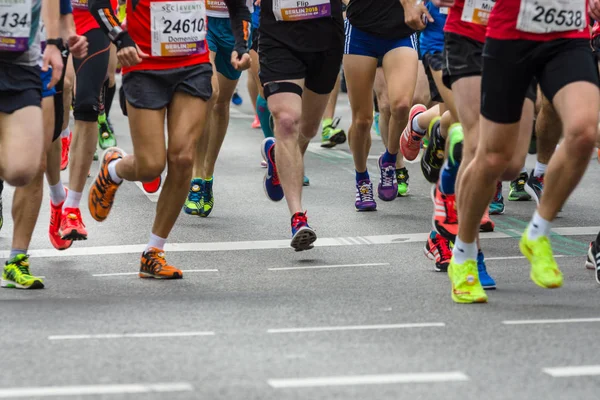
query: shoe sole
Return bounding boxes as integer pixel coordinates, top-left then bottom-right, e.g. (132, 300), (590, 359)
(1, 278), (44, 289)
(330, 131), (347, 144)
(320, 141), (337, 148)
(524, 183), (541, 206)
(489, 209), (505, 216)
(397, 187), (410, 197)
(586, 246), (596, 271)
(291, 227), (317, 252)
(184, 208), (200, 216)
(479, 222), (495, 232)
(356, 206), (377, 212)
(139, 272), (183, 279)
(59, 229), (87, 241)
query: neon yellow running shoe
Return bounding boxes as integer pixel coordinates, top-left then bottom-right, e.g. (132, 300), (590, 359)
(519, 231), (563, 289)
(448, 257), (488, 304)
(1, 254), (44, 289)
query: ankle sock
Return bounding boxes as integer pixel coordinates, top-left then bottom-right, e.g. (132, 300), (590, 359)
(108, 159), (123, 184)
(527, 210), (551, 241)
(63, 190), (82, 209)
(534, 161), (547, 177)
(452, 238), (478, 264)
(9, 249), (27, 260)
(49, 182), (66, 206)
(382, 150), (397, 165)
(412, 115), (426, 135)
(356, 170), (369, 182)
(145, 233), (167, 253)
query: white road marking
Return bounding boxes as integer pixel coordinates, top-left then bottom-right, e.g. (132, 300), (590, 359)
(543, 365), (600, 377)
(133, 181), (161, 203)
(0, 383), (193, 398)
(48, 331), (215, 340)
(11, 227), (594, 259)
(268, 263), (390, 271)
(267, 372), (469, 388)
(267, 322), (445, 334)
(485, 255), (566, 261)
(503, 317), (600, 325)
(93, 269), (219, 277)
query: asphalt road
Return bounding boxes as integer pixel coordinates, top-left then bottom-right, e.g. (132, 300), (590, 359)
(0, 73), (599, 400)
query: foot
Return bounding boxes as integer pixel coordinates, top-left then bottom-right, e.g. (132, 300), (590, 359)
(142, 176), (162, 194)
(200, 179), (214, 217)
(520, 231), (563, 289)
(420, 117), (445, 184)
(1, 254), (44, 289)
(231, 91), (243, 106)
(355, 179), (377, 211)
(423, 231), (452, 272)
(251, 114), (261, 129)
(508, 171), (531, 201)
(432, 183), (458, 241)
(60, 131), (72, 171)
(303, 175), (310, 187)
(93, 149), (99, 161)
(89, 147), (124, 222)
(321, 117), (346, 148)
(98, 113), (117, 150)
(139, 248), (183, 279)
(261, 138), (284, 202)
(291, 212), (317, 251)
(377, 154), (397, 201)
(59, 207), (88, 241)
(448, 257), (488, 304)
(525, 171), (544, 206)
(396, 167), (409, 197)
(489, 181), (505, 215)
(400, 104), (427, 161)
(477, 251), (496, 289)
(183, 179), (204, 216)
(49, 189), (73, 250)
(480, 209), (495, 232)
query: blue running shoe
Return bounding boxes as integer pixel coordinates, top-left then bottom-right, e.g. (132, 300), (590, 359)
(261, 138), (284, 201)
(231, 91), (243, 106)
(489, 181), (505, 215)
(183, 178), (204, 215)
(477, 250), (496, 290)
(200, 178), (214, 217)
(303, 175), (310, 186)
(291, 212), (317, 251)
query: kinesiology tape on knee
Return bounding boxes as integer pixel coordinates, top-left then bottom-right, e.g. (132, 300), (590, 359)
(264, 81), (303, 99)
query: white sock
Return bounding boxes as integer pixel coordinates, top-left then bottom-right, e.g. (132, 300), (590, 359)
(60, 127), (70, 138)
(108, 159), (123, 184)
(534, 161), (547, 177)
(63, 190), (82, 210)
(412, 115), (427, 135)
(145, 233), (167, 252)
(521, 166), (527, 174)
(452, 237), (478, 264)
(49, 182), (66, 206)
(527, 210), (551, 241)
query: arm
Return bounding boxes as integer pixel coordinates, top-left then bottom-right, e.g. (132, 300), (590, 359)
(224, 0), (251, 57)
(42, 0), (64, 87)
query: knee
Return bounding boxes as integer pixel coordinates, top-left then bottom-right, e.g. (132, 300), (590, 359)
(480, 151), (512, 177)
(167, 148), (194, 173)
(3, 162), (39, 187)
(353, 113), (374, 134)
(135, 156), (165, 182)
(272, 109), (300, 138)
(565, 119), (596, 154)
(389, 98), (411, 121)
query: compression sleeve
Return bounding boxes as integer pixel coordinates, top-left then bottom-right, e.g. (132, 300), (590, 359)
(224, 0), (251, 56)
(60, 0), (72, 15)
(88, 0), (136, 49)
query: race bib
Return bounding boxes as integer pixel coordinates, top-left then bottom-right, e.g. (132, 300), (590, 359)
(516, 0), (586, 34)
(0, 0), (32, 52)
(439, 7), (449, 15)
(151, 0), (207, 57)
(273, 0), (331, 22)
(461, 0), (494, 26)
(71, 0), (89, 10)
(205, 0), (228, 15)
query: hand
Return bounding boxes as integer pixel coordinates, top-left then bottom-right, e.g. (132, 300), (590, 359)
(431, 0), (454, 6)
(117, 44), (148, 67)
(254, 0), (261, 6)
(404, 1), (433, 31)
(67, 34), (88, 59)
(231, 51), (251, 71)
(42, 44), (64, 89)
(590, 0), (600, 23)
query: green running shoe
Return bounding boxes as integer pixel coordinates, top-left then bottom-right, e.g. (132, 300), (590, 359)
(183, 178), (204, 216)
(303, 175), (310, 186)
(447, 257), (487, 304)
(1, 254), (44, 289)
(321, 117), (346, 148)
(200, 178), (214, 217)
(396, 167), (409, 197)
(98, 112), (117, 150)
(508, 172), (531, 201)
(520, 230), (563, 289)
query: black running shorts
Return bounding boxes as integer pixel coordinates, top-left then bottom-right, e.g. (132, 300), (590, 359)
(442, 32), (483, 89)
(0, 62), (41, 114)
(422, 52), (443, 103)
(481, 38), (599, 124)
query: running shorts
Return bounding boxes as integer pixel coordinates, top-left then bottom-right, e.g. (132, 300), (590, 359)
(250, 26), (259, 52)
(41, 69), (57, 98)
(422, 52), (443, 103)
(481, 38), (599, 124)
(207, 17), (242, 81)
(344, 20), (417, 58)
(123, 63), (213, 110)
(0, 63), (41, 114)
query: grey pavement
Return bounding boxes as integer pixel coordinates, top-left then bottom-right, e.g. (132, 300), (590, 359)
(0, 73), (600, 400)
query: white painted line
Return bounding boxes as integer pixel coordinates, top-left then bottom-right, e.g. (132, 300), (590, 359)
(134, 181), (161, 203)
(48, 331), (215, 340)
(268, 263), (390, 271)
(268, 372), (468, 388)
(0, 383), (193, 398)
(544, 365), (600, 377)
(93, 269), (218, 277)
(485, 255), (566, 261)
(503, 317), (600, 325)
(268, 322), (445, 334)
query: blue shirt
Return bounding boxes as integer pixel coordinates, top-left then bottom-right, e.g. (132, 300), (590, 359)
(252, 3), (260, 28)
(419, 2), (446, 56)
(60, 0), (73, 15)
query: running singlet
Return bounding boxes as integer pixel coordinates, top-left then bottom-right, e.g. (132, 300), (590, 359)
(346, 0), (414, 39)
(0, 0), (42, 66)
(206, 0), (252, 18)
(259, 0), (343, 52)
(444, 0), (491, 43)
(420, 2), (447, 56)
(487, 0), (590, 41)
(73, 0), (118, 35)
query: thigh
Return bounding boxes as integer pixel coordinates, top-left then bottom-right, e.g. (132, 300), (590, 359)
(0, 106), (44, 166)
(300, 88), (331, 136)
(373, 67), (388, 106)
(127, 103), (167, 165)
(382, 46), (419, 105)
(167, 92), (209, 155)
(343, 54), (377, 117)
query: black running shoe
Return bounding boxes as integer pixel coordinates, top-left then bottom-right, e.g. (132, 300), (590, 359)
(525, 171), (544, 205)
(586, 239), (600, 284)
(420, 117), (445, 184)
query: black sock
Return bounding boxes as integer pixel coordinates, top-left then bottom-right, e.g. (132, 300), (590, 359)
(105, 83), (116, 118)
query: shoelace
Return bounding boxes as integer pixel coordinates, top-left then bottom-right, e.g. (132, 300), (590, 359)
(381, 166), (395, 187)
(189, 190), (202, 203)
(144, 251), (166, 272)
(357, 183), (374, 202)
(437, 236), (453, 261)
(534, 175), (544, 187)
(292, 212), (308, 230)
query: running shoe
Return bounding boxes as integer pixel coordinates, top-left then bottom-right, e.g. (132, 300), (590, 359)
(420, 117), (445, 184)
(251, 115), (261, 129)
(59, 207), (87, 241)
(586, 241), (600, 284)
(261, 138), (284, 201)
(200, 179), (214, 217)
(98, 112), (117, 150)
(525, 172), (544, 205)
(183, 178), (204, 216)
(377, 154), (397, 201)
(520, 231), (563, 289)
(261, 159), (267, 168)
(423, 231), (452, 272)
(508, 172), (531, 201)
(291, 211), (317, 251)
(477, 251), (496, 289)
(400, 104), (427, 161)
(89, 148), (124, 222)
(231, 91), (243, 106)
(142, 176), (161, 194)
(1, 254), (44, 290)
(93, 149), (99, 161)
(396, 167), (409, 197)
(432, 183), (458, 241)
(447, 258), (488, 304)
(373, 112), (380, 136)
(139, 248), (183, 279)
(60, 131), (72, 170)
(303, 175), (310, 187)
(321, 117), (346, 148)
(49, 189), (73, 250)
(355, 179), (377, 211)
(480, 209), (495, 232)
(489, 181), (505, 215)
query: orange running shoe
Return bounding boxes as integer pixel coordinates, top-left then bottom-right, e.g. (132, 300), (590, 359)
(60, 131), (71, 171)
(251, 114), (261, 129)
(480, 209), (495, 232)
(49, 190), (73, 250)
(139, 248), (183, 279)
(400, 104), (427, 161)
(59, 207), (87, 241)
(432, 183), (458, 241)
(89, 148), (124, 222)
